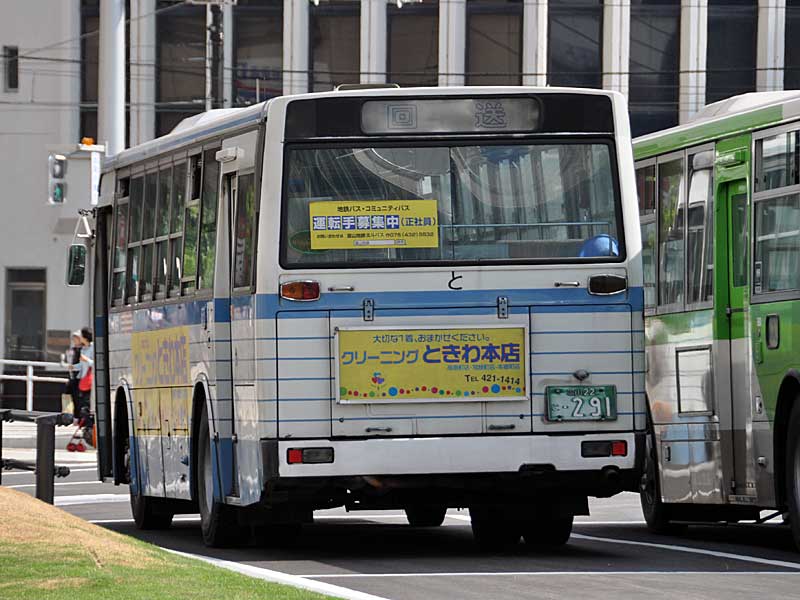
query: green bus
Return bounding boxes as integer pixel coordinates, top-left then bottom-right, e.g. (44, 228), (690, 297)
(634, 91), (800, 549)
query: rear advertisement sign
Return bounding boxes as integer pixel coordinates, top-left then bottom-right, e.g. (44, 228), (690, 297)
(309, 199), (439, 250)
(335, 326), (528, 404)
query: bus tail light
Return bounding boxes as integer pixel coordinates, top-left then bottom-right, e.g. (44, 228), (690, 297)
(581, 440), (627, 458)
(588, 274), (627, 295)
(280, 280), (320, 301)
(287, 447), (334, 464)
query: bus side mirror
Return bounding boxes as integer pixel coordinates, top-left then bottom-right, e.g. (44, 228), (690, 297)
(66, 244), (87, 286)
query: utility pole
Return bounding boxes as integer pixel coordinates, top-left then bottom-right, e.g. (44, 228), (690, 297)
(205, 3), (224, 110)
(98, 0), (126, 156)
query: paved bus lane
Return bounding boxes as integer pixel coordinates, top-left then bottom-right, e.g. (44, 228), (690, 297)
(5, 462), (800, 600)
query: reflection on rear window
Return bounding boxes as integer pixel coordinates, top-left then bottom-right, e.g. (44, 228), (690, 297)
(282, 143), (621, 267)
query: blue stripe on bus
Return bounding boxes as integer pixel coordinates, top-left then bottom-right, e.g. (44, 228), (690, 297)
(109, 287), (643, 334)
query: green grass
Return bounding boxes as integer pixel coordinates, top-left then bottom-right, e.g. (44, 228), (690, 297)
(0, 539), (333, 600)
(0, 487), (333, 600)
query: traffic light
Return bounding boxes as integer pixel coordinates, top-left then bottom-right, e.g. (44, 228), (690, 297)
(48, 153), (67, 205)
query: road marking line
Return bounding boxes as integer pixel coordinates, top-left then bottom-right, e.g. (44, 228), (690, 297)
(91, 516), (200, 524)
(300, 571), (800, 579)
(163, 548), (391, 600)
(571, 533), (800, 571)
(54, 493), (129, 506)
(8, 481), (108, 489)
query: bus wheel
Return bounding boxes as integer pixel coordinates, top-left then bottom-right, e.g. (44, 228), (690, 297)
(128, 436), (173, 529)
(522, 515), (573, 548)
(197, 407), (243, 547)
(405, 505), (447, 527)
(785, 402), (800, 551)
(469, 505), (520, 551)
(640, 422), (683, 534)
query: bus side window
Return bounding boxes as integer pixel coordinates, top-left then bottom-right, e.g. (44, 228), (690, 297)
(182, 155), (202, 295)
(169, 162), (186, 297)
(636, 164), (656, 310)
(198, 148), (219, 290)
(126, 176), (145, 304)
(111, 177), (130, 305)
(139, 171), (158, 300)
(233, 173), (256, 290)
(154, 166), (172, 298)
(686, 151), (714, 305)
(657, 157), (685, 309)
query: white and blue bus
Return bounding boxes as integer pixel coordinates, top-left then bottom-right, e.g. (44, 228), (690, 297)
(81, 86), (645, 549)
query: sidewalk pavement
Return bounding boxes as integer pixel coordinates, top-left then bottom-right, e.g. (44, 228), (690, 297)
(1, 419), (87, 450)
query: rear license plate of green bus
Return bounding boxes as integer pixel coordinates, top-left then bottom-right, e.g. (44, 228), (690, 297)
(545, 385), (617, 421)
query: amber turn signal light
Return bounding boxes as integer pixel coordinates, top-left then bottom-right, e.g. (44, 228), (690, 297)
(280, 280), (320, 301)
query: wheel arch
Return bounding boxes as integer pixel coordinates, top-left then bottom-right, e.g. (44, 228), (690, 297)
(113, 381), (133, 486)
(189, 377), (214, 504)
(773, 369), (800, 510)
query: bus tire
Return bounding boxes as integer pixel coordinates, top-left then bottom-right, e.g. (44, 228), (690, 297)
(405, 505), (447, 527)
(127, 436), (173, 530)
(785, 401), (800, 551)
(522, 515), (573, 548)
(640, 420), (684, 535)
(197, 406), (243, 547)
(469, 505), (520, 551)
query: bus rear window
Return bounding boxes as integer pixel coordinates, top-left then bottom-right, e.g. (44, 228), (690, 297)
(281, 142), (621, 267)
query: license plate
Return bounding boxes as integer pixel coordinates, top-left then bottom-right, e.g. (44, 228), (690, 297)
(545, 385), (617, 421)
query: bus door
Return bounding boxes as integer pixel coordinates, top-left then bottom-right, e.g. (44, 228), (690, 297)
(222, 145), (260, 505)
(720, 174), (755, 501)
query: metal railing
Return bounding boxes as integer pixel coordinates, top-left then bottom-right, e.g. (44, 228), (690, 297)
(0, 358), (69, 412)
(0, 409), (73, 504)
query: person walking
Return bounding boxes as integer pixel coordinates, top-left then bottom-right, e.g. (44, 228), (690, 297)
(64, 330), (82, 418)
(76, 327), (94, 427)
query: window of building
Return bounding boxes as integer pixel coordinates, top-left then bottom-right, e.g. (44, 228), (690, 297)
(5, 269), (46, 361)
(686, 151), (714, 305)
(754, 194), (800, 293)
(629, 0), (680, 136)
(310, 1), (360, 92)
(4, 45), (18, 92)
(388, 1), (439, 86)
(636, 164), (657, 310)
(233, 0), (282, 104)
(706, 0), (757, 103)
(658, 157), (685, 308)
(787, 0), (800, 90)
(466, 0), (522, 86)
(156, 3), (205, 136)
(233, 173), (257, 289)
(80, 1), (99, 140)
(547, 0), (603, 88)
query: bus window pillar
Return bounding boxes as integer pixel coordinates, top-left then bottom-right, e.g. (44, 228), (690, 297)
(757, 0), (785, 92)
(522, 0), (547, 87)
(679, 0), (707, 123)
(602, 0), (630, 96)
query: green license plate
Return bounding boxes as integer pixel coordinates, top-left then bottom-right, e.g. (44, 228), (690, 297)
(545, 385), (617, 421)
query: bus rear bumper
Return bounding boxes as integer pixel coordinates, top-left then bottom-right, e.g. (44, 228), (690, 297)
(262, 432), (644, 499)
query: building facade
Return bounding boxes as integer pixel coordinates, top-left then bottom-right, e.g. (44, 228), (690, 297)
(1, 0), (799, 366)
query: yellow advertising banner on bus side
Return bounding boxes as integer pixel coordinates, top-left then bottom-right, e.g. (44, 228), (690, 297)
(131, 326), (191, 389)
(335, 327), (527, 403)
(309, 199), (439, 250)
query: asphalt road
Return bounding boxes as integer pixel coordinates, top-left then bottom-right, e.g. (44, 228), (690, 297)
(4, 452), (800, 600)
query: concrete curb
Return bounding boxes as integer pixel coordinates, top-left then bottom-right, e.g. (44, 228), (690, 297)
(164, 548), (392, 600)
